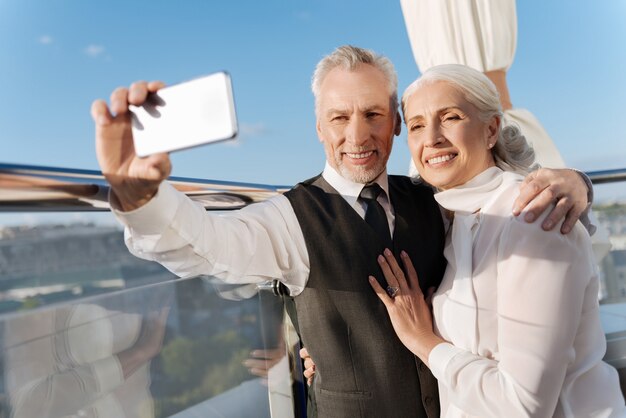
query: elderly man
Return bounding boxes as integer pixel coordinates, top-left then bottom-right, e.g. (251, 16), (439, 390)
(91, 45), (590, 417)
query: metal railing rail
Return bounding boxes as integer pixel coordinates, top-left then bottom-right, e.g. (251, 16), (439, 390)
(0, 163), (291, 211)
(587, 168), (626, 185)
(2, 163), (625, 212)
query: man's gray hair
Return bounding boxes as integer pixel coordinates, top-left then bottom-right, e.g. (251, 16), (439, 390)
(402, 64), (537, 175)
(311, 45), (399, 115)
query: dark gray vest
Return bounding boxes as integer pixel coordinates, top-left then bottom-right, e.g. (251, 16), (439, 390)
(284, 174), (446, 418)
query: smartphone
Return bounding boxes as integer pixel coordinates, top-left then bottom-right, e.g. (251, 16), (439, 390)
(129, 71), (238, 157)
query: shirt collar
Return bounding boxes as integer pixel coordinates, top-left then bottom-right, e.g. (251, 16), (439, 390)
(322, 162), (390, 201)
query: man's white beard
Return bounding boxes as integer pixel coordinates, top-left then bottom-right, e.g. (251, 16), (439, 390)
(337, 161), (385, 184)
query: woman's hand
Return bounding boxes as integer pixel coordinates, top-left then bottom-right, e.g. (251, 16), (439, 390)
(299, 347), (316, 386)
(369, 249), (444, 365)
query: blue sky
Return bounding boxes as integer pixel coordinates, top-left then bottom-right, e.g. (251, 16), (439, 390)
(1, 0), (625, 201)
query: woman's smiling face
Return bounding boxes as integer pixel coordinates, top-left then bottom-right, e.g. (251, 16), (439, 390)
(405, 80), (499, 190)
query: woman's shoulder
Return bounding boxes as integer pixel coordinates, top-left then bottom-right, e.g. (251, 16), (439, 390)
(494, 192), (593, 264)
(484, 171), (591, 250)
(480, 171), (524, 217)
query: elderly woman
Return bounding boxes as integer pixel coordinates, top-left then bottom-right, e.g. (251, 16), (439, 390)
(370, 64), (625, 417)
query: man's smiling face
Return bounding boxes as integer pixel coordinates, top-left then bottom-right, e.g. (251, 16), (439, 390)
(316, 64), (400, 184)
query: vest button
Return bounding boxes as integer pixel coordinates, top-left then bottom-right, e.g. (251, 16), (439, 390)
(424, 395), (434, 406)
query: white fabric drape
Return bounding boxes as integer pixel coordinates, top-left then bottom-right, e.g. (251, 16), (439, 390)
(400, 0), (516, 74)
(400, 0), (611, 260)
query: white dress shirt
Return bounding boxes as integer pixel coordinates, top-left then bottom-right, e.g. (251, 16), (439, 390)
(115, 163), (393, 296)
(429, 167), (625, 418)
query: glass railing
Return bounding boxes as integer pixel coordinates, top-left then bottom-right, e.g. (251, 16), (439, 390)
(1, 163), (625, 417)
(0, 164), (299, 418)
(590, 169), (626, 395)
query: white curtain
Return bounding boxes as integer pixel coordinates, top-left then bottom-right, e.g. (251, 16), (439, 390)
(400, 0), (610, 261)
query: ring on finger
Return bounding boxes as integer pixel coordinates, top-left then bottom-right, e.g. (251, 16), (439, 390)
(386, 285), (400, 298)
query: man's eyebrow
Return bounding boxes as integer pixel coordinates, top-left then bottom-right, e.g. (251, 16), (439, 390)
(362, 104), (387, 113)
(324, 104), (388, 117)
(325, 107), (348, 116)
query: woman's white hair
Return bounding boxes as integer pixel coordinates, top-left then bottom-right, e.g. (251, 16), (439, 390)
(402, 64), (537, 175)
(311, 45), (398, 116)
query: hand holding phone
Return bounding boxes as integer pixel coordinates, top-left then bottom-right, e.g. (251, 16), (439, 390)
(129, 72), (238, 157)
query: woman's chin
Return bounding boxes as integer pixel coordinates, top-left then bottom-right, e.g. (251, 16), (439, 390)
(420, 174), (455, 190)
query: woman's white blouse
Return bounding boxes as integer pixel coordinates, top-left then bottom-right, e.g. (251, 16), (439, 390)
(429, 167), (625, 417)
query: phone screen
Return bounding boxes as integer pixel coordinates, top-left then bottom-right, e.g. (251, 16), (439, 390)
(130, 72), (238, 157)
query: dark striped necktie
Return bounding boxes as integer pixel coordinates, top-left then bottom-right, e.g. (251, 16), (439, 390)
(359, 183), (392, 247)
